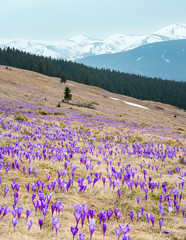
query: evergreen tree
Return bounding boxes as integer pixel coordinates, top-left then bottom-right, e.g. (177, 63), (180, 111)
(60, 73), (67, 83)
(64, 87), (72, 101)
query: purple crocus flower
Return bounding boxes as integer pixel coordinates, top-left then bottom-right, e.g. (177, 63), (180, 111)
(146, 213), (151, 225)
(4, 188), (9, 198)
(17, 206), (23, 219)
(81, 212), (86, 229)
(181, 208), (185, 218)
(137, 212), (141, 221)
(136, 196), (140, 204)
(160, 208), (165, 218)
(103, 223), (107, 239)
(25, 184), (30, 193)
(12, 209), (17, 218)
(34, 170), (38, 177)
(175, 205), (180, 213)
(119, 224), (131, 234)
(71, 226), (78, 240)
(74, 212), (81, 226)
(0, 206), (4, 216)
(43, 208), (47, 219)
(26, 209), (31, 220)
(118, 189), (123, 198)
(55, 223), (61, 237)
(141, 207), (144, 216)
(159, 218), (163, 231)
(52, 218), (58, 232)
(78, 233), (85, 240)
(102, 177), (106, 188)
(1, 206), (11, 221)
(115, 228), (122, 240)
(107, 210), (113, 221)
(150, 216), (155, 227)
(129, 211), (133, 224)
(39, 219), (43, 230)
(89, 224), (95, 240)
(25, 220), (33, 232)
(12, 218), (18, 231)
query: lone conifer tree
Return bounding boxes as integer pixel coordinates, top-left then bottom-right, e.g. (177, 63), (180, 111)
(60, 74), (67, 83)
(64, 87), (72, 101)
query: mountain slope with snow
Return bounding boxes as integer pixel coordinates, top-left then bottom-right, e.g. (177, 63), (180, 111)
(1, 24), (186, 60)
(79, 39), (186, 82)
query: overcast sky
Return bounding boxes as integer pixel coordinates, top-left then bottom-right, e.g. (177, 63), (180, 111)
(1, 0), (186, 41)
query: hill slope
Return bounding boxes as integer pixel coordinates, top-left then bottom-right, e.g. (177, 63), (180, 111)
(0, 47), (186, 110)
(0, 66), (185, 240)
(0, 65), (185, 131)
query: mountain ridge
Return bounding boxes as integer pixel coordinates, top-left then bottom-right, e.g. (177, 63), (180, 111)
(1, 24), (186, 60)
(78, 39), (186, 82)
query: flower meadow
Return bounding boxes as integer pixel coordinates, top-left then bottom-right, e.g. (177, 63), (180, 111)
(0, 98), (186, 239)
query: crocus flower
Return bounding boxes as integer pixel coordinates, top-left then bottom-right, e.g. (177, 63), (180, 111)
(25, 184), (30, 193)
(0, 206), (4, 216)
(12, 218), (18, 231)
(103, 223), (107, 239)
(137, 212), (141, 221)
(74, 212), (81, 226)
(146, 213), (151, 225)
(119, 224), (131, 234)
(26, 209), (31, 220)
(55, 223), (61, 236)
(150, 216), (155, 227)
(107, 210), (113, 221)
(52, 218), (58, 232)
(122, 234), (130, 240)
(25, 220), (33, 232)
(159, 218), (163, 231)
(118, 189), (122, 198)
(89, 224), (95, 240)
(39, 219), (43, 230)
(78, 233), (85, 240)
(136, 196), (140, 204)
(181, 208), (185, 218)
(115, 228), (122, 240)
(1, 206), (11, 221)
(17, 206), (23, 219)
(71, 226), (78, 240)
(81, 212), (86, 229)
(4, 188), (9, 198)
(129, 211), (133, 224)
(160, 208), (165, 218)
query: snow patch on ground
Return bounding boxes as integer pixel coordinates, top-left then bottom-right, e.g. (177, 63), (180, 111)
(136, 56), (144, 62)
(110, 97), (149, 110)
(162, 54), (170, 63)
(67, 83), (74, 86)
(164, 58), (170, 63)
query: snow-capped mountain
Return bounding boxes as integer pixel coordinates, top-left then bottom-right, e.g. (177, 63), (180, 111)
(0, 24), (186, 61)
(79, 39), (186, 82)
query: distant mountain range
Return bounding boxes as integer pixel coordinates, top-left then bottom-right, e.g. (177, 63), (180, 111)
(79, 39), (186, 82)
(1, 24), (186, 81)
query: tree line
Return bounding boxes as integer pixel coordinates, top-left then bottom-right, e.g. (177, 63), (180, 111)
(0, 47), (186, 110)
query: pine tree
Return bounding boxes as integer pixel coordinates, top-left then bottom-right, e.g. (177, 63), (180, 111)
(64, 87), (72, 101)
(60, 73), (67, 83)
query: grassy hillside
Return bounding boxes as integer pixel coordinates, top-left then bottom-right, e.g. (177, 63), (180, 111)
(1, 47), (186, 110)
(0, 66), (185, 240)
